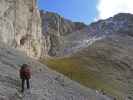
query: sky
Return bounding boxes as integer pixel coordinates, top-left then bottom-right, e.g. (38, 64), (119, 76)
(37, 0), (133, 24)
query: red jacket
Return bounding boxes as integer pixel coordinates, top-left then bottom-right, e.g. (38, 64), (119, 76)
(20, 67), (31, 79)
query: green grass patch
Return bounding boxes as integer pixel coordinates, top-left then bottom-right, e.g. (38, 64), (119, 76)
(40, 57), (124, 100)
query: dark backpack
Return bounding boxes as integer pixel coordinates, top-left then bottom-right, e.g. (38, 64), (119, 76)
(20, 64), (31, 79)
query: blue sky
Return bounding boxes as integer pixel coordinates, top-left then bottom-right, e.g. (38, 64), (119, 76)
(37, 0), (98, 24)
(37, 0), (133, 24)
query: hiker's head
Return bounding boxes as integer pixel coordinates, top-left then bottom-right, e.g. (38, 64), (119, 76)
(21, 64), (28, 69)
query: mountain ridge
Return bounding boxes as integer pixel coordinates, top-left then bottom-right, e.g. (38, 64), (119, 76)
(41, 12), (133, 57)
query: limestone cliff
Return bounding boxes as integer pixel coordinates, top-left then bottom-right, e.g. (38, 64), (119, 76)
(0, 0), (45, 59)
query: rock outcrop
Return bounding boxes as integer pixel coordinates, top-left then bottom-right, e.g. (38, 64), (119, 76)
(40, 11), (87, 56)
(0, 0), (45, 59)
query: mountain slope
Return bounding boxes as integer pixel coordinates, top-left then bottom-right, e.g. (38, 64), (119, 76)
(60, 13), (133, 56)
(43, 13), (133, 100)
(0, 42), (113, 100)
(44, 34), (133, 100)
(71, 34), (133, 99)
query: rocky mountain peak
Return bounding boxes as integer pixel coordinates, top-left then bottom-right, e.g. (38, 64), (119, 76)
(113, 13), (133, 21)
(86, 13), (133, 37)
(40, 10), (87, 36)
(40, 10), (87, 56)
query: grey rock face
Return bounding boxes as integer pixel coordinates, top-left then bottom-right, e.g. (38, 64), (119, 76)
(40, 11), (87, 56)
(0, 0), (45, 59)
(0, 43), (112, 100)
(40, 11), (87, 36)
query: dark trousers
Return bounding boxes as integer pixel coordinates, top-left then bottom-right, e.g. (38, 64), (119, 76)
(21, 79), (30, 92)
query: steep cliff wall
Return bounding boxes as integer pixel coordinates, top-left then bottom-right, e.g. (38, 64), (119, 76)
(0, 0), (46, 59)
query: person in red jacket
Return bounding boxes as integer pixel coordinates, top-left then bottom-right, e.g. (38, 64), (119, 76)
(19, 64), (31, 93)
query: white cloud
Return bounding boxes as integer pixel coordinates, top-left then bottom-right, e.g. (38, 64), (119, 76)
(97, 0), (133, 19)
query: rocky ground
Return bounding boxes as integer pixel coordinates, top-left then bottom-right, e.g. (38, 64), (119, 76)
(0, 42), (113, 100)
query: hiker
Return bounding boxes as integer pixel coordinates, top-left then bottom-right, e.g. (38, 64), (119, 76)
(19, 64), (31, 93)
